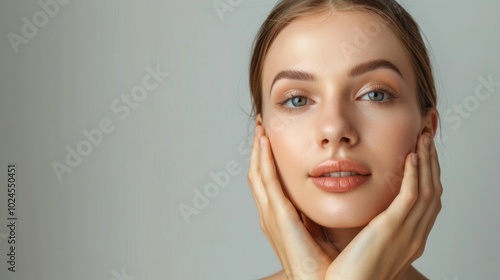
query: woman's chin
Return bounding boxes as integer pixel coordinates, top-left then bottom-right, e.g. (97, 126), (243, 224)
(299, 201), (387, 229)
(288, 182), (396, 229)
(312, 214), (373, 229)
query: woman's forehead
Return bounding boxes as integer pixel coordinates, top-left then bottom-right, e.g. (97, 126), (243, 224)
(262, 10), (415, 91)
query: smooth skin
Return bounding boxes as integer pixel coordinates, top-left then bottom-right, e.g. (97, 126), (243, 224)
(247, 10), (442, 280)
(249, 125), (441, 279)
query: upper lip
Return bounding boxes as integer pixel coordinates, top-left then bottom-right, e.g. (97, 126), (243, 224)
(309, 158), (371, 177)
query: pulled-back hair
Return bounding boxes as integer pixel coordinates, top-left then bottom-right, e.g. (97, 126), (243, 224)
(249, 0), (437, 119)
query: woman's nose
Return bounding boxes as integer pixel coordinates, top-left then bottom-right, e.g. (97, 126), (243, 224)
(315, 101), (359, 149)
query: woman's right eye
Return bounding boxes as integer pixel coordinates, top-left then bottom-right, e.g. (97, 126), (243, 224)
(285, 96), (309, 107)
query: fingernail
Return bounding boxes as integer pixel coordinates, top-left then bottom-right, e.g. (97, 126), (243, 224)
(411, 153), (418, 166)
(256, 126), (263, 138)
(260, 136), (265, 147)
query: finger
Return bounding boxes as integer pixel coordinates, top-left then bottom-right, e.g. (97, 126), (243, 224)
(405, 133), (434, 228)
(415, 139), (443, 241)
(381, 152), (418, 224)
(248, 126), (267, 203)
(248, 125), (263, 182)
(429, 138), (443, 197)
(259, 135), (310, 250)
(410, 196), (441, 261)
(251, 131), (293, 271)
(420, 197), (441, 246)
(247, 125), (267, 224)
(259, 135), (291, 211)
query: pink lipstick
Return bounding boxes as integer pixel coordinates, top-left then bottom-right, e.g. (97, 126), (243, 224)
(309, 159), (371, 193)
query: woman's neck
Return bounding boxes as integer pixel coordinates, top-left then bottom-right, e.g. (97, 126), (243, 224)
(324, 226), (364, 252)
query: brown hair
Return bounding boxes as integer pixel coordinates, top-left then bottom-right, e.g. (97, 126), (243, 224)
(249, 0), (437, 119)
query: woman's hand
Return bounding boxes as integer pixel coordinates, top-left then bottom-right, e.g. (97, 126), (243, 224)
(248, 124), (442, 280)
(325, 132), (442, 279)
(248, 125), (336, 280)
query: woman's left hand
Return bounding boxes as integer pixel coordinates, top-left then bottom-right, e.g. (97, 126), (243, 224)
(325, 133), (443, 279)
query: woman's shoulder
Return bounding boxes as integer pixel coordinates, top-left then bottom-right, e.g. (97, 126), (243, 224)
(259, 266), (427, 280)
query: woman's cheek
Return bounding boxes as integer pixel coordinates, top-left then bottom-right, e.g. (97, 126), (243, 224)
(265, 122), (307, 198)
(267, 129), (297, 170)
(373, 117), (419, 192)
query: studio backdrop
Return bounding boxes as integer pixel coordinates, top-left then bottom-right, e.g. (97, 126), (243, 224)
(0, 0), (499, 279)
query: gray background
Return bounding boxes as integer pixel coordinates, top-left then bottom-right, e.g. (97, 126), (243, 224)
(0, 0), (499, 279)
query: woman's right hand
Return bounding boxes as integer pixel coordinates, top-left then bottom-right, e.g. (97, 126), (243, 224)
(248, 124), (337, 280)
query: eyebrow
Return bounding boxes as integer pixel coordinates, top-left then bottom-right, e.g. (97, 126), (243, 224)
(269, 59), (404, 94)
(270, 69), (316, 93)
(348, 59), (404, 80)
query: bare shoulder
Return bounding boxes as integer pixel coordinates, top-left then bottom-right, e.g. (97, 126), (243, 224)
(260, 270), (286, 280)
(260, 267), (427, 280)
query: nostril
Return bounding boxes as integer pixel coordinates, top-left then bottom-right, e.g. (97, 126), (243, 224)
(340, 137), (350, 143)
(322, 137), (350, 145)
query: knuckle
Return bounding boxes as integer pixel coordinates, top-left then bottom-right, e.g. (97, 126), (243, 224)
(247, 173), (252, 184)
(247, 172), (257, 186)
(405, 190), (418, 206)
(436, 185), (444, 197)
(259, 221), (267, 233)
(410, 241), (425, 258)
(415, 244), (425, 258)
(437, 200), (443, 212)
(260, 173), (269, 186)
(262, 171), (276, 187)
(421, 188), (434, 202)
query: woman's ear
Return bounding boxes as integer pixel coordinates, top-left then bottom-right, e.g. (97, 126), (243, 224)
(256, 113), (263, 127)
(420, 108), (439, 137)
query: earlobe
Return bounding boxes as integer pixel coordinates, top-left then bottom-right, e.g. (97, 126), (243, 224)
(420, 108), (439, 137)
(256, 113), (263, 126)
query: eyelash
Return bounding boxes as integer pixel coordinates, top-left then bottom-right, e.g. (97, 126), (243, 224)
(277, 91), (312, 114)
(360, 84), (399, 105)
(276, 85), (399, 113)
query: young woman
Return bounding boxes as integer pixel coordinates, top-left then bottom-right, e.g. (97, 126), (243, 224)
(247, 0), (442, 279)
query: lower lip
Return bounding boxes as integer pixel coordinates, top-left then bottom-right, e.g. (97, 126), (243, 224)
(309, 175), (369, 193)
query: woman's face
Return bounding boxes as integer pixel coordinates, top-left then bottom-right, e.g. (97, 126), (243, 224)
(259, 11), (434, 228)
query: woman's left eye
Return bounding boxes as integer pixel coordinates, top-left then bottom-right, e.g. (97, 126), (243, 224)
(360, 90), (395, 102)
(285, 95), (310, 107)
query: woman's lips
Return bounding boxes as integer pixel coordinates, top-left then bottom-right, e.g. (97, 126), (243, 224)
(309, 175), (370, 193)
(309, 159), (371, 193)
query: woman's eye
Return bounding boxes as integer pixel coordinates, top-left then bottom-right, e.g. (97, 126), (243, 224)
(283, 95), (311, 108)
(361, 90), (393, 102)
